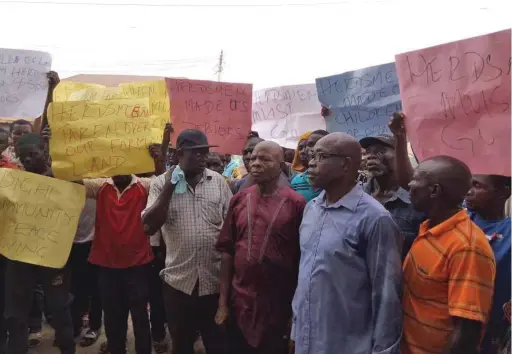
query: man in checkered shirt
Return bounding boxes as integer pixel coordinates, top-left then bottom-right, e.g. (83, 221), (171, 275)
(142, 129), (232, 354)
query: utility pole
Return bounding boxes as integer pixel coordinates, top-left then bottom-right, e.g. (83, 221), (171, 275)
(215, 50), (224, 81)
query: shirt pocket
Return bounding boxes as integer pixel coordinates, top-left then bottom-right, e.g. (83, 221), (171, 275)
(410, 258), (449, 304)
(201, 200), (223, 226)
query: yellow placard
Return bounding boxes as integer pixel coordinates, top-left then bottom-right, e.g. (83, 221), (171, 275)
(0, 168), (86, 268)
(48, 99), (167, 180)
(53, 82), (106, 102)
(121, 81), (170, 117)
(61, 80), (170, 118)
(67, 86), (126, 101)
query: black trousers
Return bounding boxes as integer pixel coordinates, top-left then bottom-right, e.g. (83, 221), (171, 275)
(148, 247), (166, 342)
(227, 321), (289, 354)
(28, 285), (44, 333)
(4, 260), (75, 354)
(69, 242), (102, 336)
(163, 282), (225, 354)
(99, 264), (151, 354)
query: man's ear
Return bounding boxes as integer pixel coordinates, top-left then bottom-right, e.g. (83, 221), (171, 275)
(430, 183), (441, 198)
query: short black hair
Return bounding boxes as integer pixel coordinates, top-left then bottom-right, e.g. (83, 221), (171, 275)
(311, 129), (329, 137)
(16, 133), (44, 149)
(488, 175), (512, 189)
(9, 119), (33, 132)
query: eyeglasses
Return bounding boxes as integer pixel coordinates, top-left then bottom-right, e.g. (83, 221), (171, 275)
(310, 152), (347, 162)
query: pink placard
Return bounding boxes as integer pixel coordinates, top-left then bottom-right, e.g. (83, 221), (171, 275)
(166, 78), (252, 155)
(395, 29), (511, 176)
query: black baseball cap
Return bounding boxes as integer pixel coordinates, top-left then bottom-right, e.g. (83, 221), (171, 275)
(359, 135), (396, 149)
(176, 129), (218, 150)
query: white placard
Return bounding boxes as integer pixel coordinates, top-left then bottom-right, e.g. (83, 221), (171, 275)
(252, 84), (326, 149)
(0, 48), (52, 119)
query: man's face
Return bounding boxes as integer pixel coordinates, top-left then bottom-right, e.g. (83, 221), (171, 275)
(112, 175), (132, 188)
(408, 168), (432, 213)
(249, 146), (281, 184)
(0, 131), (9, 152)
(206, 155), (224, 175)
(307, 138), (347, 190)
(365, 143), (395, 177)
(465, 175), (497, 213)
(17, 144), (46, 174)
(305, 133), (324, 161)
(11, 124), (33, 146)
(242, 139), (260, 170)
(179, 147), (209, 175)
(298, 139), (308, 164)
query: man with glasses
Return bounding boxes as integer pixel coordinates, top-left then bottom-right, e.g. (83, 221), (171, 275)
(142, 129), (232, 354)
(291, 132), (403, 354)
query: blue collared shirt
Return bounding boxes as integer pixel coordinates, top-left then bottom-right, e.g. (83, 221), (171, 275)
(292, 184), (403, 354)
(363, 179), (426, 260)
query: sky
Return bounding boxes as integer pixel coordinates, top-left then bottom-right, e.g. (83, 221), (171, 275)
(0, 0), (510, 89)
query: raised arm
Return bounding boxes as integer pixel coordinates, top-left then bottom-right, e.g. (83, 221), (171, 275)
(41, 71), (60, 131)
(142, 171), (176, 236)
(160, 123), (173, 172)
(366, 214), (403, 354)
(389, 112), (414, 189)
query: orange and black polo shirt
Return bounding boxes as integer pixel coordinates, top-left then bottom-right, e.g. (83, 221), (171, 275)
(402, 210), (496, 354)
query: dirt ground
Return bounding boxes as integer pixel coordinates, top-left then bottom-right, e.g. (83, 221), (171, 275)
(28, 322), (205, 354)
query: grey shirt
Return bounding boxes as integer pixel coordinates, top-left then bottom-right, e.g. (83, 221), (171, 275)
(292, 184), (403, 354)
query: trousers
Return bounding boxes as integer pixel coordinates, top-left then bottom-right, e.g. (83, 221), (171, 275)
(99, 264), (151, 354)
(4, 260), (75, 354)
(69, 242), (102, 336)
(148, 247), (166, 342)
(163, 282), (225, 354)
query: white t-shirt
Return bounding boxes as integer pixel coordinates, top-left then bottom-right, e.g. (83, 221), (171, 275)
(74, 198), (96, 243)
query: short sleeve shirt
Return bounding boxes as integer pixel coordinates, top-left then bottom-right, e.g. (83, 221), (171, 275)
(402, 210), (496, 354)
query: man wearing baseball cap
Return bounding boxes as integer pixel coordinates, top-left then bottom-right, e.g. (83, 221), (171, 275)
(359, 135), (425, 259)
(142, 129), (232, 354)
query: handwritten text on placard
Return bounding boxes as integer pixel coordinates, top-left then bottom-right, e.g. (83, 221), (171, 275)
(0, 48), (52, 119)
(0, 168), (85, 268)
(166, 78), (252, 155)
(396, 29), (511, 175)
(316, 62), (402, 139)
(48, 99), (167, 180)
(252, 84), (326, 149)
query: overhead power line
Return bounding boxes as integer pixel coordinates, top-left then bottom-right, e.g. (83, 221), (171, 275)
(0, 0), (385, 7)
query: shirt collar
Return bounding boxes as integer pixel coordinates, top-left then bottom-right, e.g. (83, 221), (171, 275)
(419, 209), (469, 238)
(106, 175), (139, 190)
(363, 178), (411, 204)
(316, 183), (363, 212)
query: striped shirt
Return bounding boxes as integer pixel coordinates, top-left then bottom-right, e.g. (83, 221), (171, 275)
(144, 168), (232, 296)
(402, 210), (496, 354)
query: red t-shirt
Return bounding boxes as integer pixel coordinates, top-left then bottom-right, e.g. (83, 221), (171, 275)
(88, 181), (154, 268)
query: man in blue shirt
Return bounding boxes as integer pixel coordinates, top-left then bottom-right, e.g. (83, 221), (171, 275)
(359, 135), (425, 260)
(465, 174), (511, 354)
(291, 132), (403, 354)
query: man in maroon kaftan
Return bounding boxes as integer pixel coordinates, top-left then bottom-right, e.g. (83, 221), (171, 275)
(216, 141), (306, 354)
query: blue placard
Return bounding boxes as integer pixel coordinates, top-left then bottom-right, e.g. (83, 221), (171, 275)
(316, 62), (402, 140)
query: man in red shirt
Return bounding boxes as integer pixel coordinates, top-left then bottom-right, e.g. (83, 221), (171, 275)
(216, 141), (306, 354)
(82, 135), (169, 354)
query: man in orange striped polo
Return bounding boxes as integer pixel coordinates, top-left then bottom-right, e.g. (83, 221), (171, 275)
(402, 155), (496, 354)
